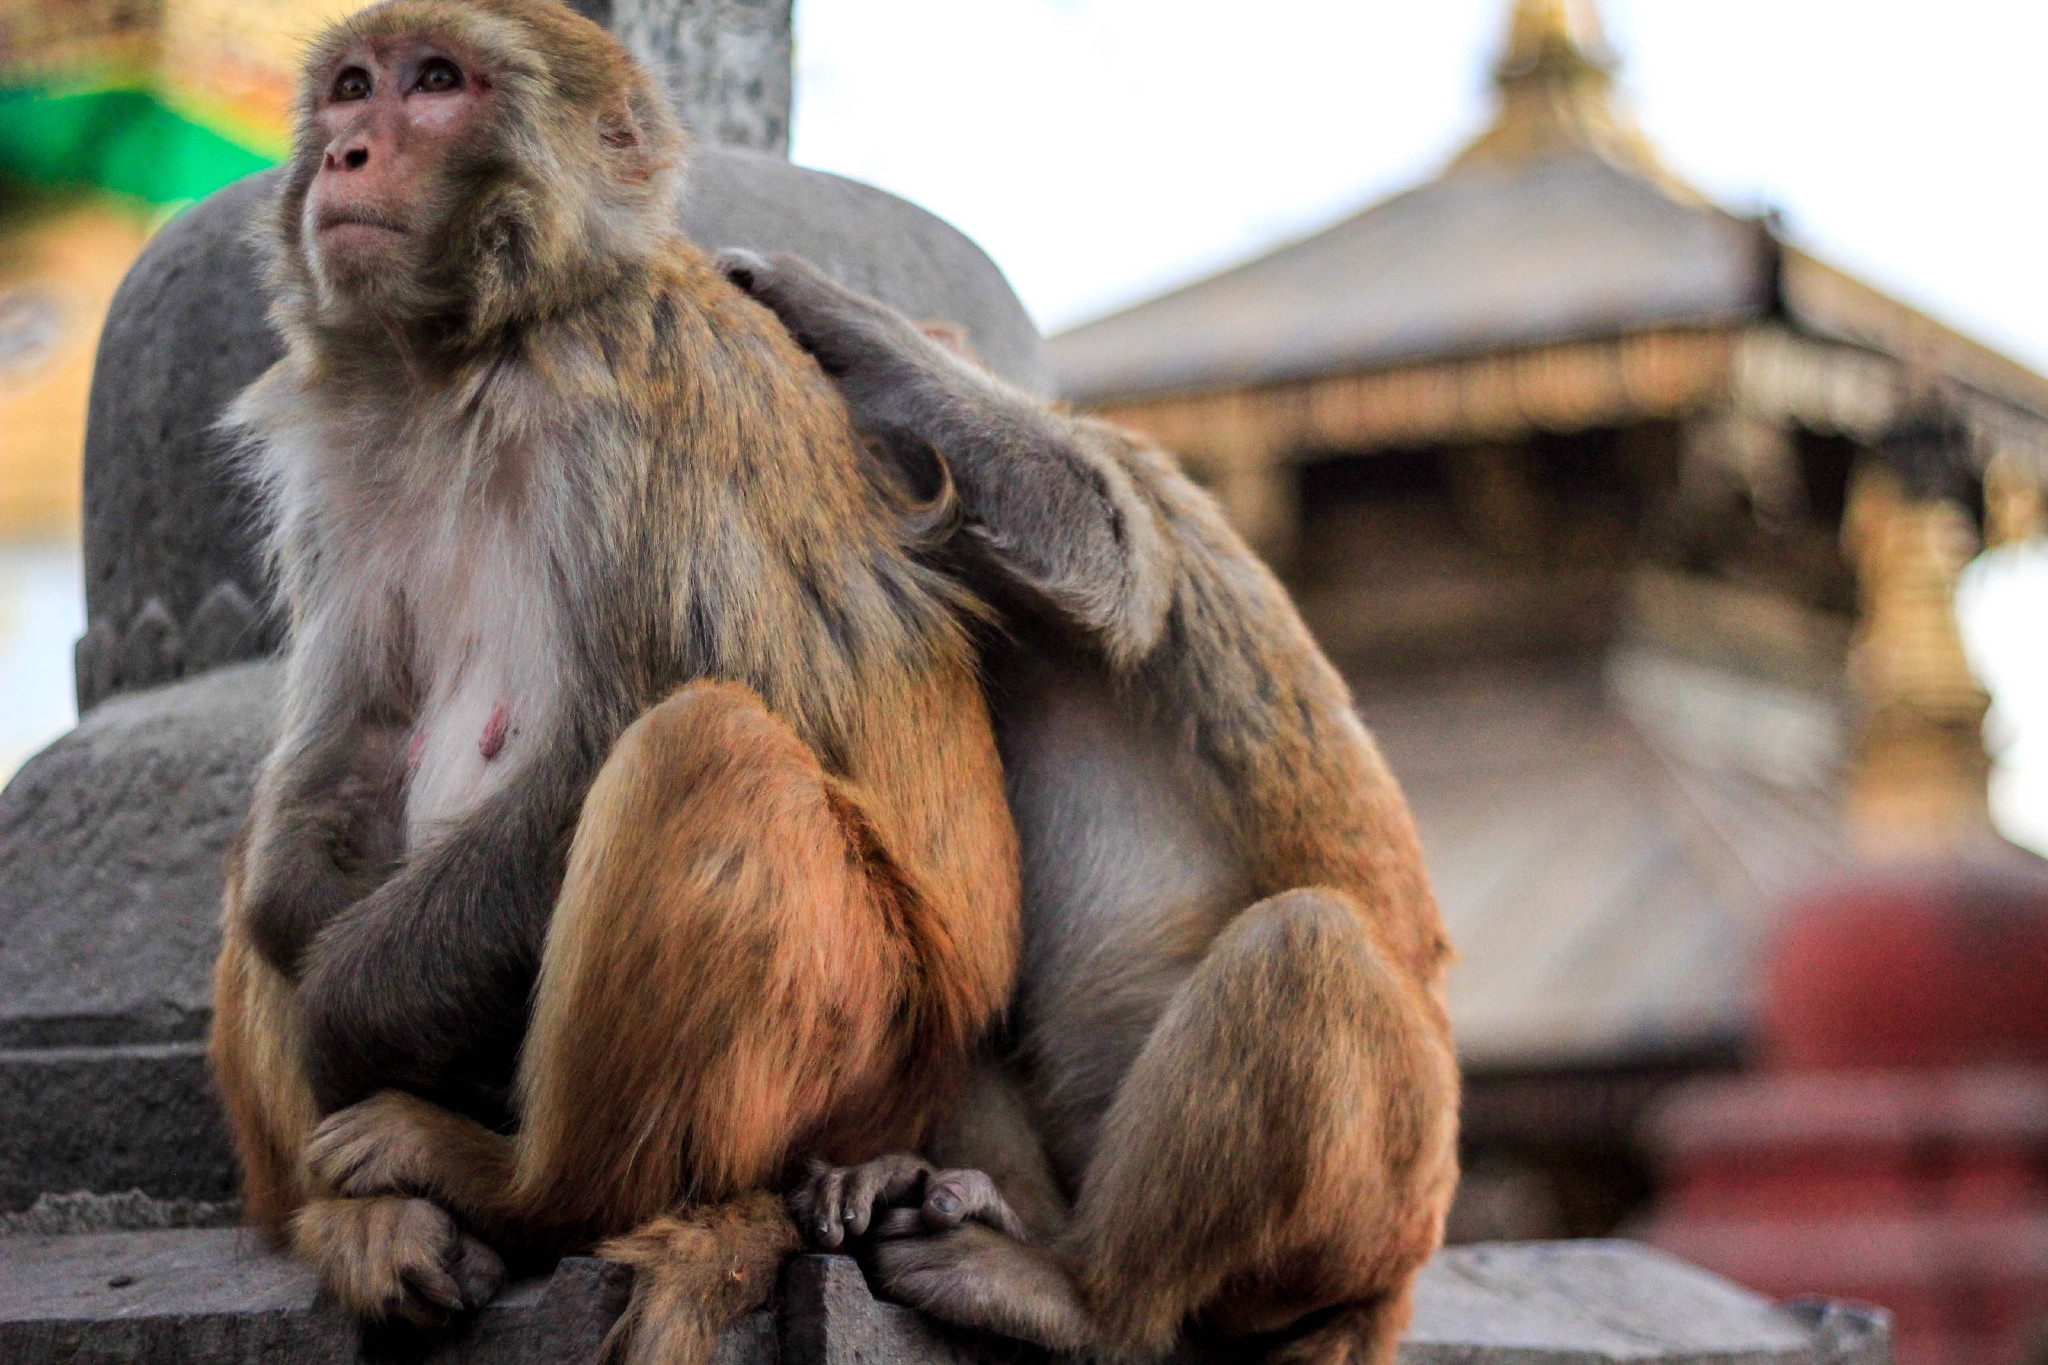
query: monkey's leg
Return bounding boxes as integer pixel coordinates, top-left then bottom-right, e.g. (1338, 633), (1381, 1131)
(311, 680), (950, 1361)
(208, 846), (321, 1242)
(864, 890), (1459, 1365)
(213, 851), (507, 1324)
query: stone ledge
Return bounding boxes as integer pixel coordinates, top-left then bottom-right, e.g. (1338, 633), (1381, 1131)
(0, 1233), (1889, 1364)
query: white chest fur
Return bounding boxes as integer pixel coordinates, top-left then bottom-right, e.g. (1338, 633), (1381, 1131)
(398, 506), (562, 849)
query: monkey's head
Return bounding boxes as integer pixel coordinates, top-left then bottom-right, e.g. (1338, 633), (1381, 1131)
(273, 0), (683, 349)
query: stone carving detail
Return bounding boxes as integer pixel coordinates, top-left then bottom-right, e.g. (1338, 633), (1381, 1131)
(185, 582), (261, 673)
(609, 0), (795, 154)
(71, 583), (267, 713)
(116, 600), (183, 696)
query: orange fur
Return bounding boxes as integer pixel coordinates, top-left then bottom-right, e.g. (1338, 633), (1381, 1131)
(207, 2), (1019, 1355)
(721, 252), (1460, 1365)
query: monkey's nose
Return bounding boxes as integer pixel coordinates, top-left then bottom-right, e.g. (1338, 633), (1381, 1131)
(325, 144), (372, 173)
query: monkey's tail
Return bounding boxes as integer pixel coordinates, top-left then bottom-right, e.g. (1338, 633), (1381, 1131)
(595, 1192), (799, 1365)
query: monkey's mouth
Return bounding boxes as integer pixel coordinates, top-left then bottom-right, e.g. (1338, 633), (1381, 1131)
(315, 208), (410, 236)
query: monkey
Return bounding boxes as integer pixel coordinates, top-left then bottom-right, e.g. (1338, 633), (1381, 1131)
(202, 3), (1021, 1359)
(716, 252), (1461, 1365)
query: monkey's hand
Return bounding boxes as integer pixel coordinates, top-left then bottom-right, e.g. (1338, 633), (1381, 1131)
(789, 1155), (1030, 1250)
(293, 1194), (504, 1328)
(721, 250), (1173, 663)
(305, 1090), (512, 1205)
(717, 249), (987, 445)
(240, 722), (409, 979)
(240, 837), (365, 982)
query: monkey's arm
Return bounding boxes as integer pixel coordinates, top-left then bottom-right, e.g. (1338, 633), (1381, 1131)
(292, 730), (600, 1118)
(240, 637), (409, 980)
(720, 251), (1175, 669)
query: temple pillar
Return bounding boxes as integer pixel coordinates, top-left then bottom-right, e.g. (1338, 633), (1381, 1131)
(1841, 464), (1992, 851)
(1985, 448), (2047, 549)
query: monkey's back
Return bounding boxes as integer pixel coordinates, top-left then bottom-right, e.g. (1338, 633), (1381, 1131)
(573, 242), (1022, 1077)
(568, 246), (976, 745)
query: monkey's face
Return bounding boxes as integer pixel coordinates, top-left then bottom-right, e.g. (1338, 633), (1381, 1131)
(277, 1), (685, 349)
(300, 35), (491, 311)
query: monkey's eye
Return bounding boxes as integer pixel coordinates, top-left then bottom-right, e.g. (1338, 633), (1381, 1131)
(415, 58), (463, 94)
(332, 67), (372, 102)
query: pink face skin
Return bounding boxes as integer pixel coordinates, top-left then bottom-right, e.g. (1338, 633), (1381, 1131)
(303, 37), (492, 276)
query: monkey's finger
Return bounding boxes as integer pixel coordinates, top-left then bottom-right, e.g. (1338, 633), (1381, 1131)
(809, 1166), (850, 1248)
(842, 1155), (934, 1237)
(401, 1257), (467, 1317)
(715, 249), (921, 367)
(450, 1232), (506, 1309)
(922, 1169), (1029, 1242)
(714, 248), (774, 293)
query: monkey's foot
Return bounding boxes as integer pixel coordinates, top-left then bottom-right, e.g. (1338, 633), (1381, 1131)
(789, 1155), (1028, 1251)
(292, 1194), (504, 1327)
(863, 1220), (1095, 1352)
(304, 1089), (511, 1208)
(597, 1192), (798, 1365)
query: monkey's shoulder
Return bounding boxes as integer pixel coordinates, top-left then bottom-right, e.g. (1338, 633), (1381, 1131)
(582, 248), (849, 430)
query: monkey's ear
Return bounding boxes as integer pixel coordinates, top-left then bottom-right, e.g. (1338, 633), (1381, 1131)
(598, 95), (644, 151)
(598, 87), (676, 187)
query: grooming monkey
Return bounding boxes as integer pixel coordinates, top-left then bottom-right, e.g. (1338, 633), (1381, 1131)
(204, 0), (1020, 1355)
(721, 253), (1460, 1365)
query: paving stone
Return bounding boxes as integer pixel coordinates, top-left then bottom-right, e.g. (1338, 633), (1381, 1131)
(0, 1235), (1889, 1364)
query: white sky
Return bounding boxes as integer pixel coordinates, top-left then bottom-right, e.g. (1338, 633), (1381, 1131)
(790, 0), (2048, 365)
(2, 0), (2043, 852)
(789, 0), (2048, 854)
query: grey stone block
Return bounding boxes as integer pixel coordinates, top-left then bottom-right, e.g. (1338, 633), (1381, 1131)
(77, 173), (286, 713)
(1401, 1241), (1867, 1363)
(0, 1238), (1889, 1365)
(0, 662), (280, 1052)
(0, 1191), (237, 1237)
(75, 153), (1045, 709)
(0, 1044), (235, 1213)
(0, 663), (281, 1209)
(0, 1229), (707, 1365)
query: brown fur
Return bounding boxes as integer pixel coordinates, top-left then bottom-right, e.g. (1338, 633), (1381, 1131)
(724, 254), (1461, 1365)
(206, 3), (1019, 1357)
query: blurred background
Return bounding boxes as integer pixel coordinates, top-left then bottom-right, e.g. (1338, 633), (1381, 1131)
(2, 2), (2046, 1362)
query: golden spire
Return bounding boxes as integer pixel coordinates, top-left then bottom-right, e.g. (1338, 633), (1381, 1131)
(1501, 0), (1616, 73)
(1450, 0), (1674, 186)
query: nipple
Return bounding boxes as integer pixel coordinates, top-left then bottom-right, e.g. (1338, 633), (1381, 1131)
(480, 701), (511, 761)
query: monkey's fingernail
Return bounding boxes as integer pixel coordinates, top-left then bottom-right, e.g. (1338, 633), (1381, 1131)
(842, 1208), (859, 1223)
(930, 1194), (959, 1215)
(817, 1220), (833, 1238)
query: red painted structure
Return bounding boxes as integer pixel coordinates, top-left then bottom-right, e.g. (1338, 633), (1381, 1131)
(1644, 851), (2048, 1365)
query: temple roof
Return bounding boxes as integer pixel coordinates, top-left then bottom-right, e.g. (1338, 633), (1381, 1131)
(1047, 0), (2048, 424)
(1050, 153), (1769, 404)
(1359, 654), (1846, 1070)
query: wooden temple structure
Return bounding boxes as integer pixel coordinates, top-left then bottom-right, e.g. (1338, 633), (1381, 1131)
(1046, 0), (2048, 1237)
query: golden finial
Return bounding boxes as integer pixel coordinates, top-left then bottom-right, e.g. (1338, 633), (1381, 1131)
(1451, 0), (1678, 189)
(1499, 0), (1616, 77)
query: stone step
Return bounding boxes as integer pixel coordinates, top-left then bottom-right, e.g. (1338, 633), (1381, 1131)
(0, 1232), (1889, 1364)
